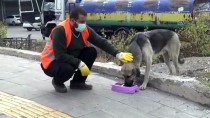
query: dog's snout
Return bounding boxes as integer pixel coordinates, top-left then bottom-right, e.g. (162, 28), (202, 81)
(124, 75), (131, 79)
(124, 79), (134, 87)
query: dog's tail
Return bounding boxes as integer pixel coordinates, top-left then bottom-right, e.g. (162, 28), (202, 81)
(178, 54), (185, 64)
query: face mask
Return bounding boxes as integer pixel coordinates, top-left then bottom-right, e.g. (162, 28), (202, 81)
(75, 23), (86, 32)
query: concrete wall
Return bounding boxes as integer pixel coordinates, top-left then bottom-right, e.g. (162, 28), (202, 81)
(0, 0), (42, 22)
(4, 1), (19, 16)
(0, 0), (19, 22)
(0, 0), (41, 21)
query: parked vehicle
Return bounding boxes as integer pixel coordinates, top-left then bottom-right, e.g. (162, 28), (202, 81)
(22, 16), (41, 31)
(41, 0), (210, 38)
(5, 15), (21, 26)
(18, 0), (42, 31)
(18, 0), (210, 39)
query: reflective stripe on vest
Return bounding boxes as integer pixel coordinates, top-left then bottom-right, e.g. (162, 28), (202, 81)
(40, 18), (90, 69)
(44, 40), (55, 61)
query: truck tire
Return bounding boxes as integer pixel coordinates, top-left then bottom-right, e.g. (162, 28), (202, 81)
(27, 28), (32, 31)
(114, 27), (129, 39)
(12, 21), (16, 26)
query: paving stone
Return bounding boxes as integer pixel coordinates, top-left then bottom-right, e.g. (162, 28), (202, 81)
(176, 102), (210, 117)
(150, 106), (197, 118)
(2, 85), (48, 99)
(66, 89), (102, 101)
(100, 101), (158, 118)
(5, 76), (43, 85)
(87, 74), (118, 87)
(0, 114), (11, 118)
(25, 80), (54, 92)
(0, 54), (210, 118)
(134, 88), (170, 102)
(0, 113), (11, 118)
(7, 70), (51, 83)
(0, 72), (16, 79)
(0, 65), (27, 74)
(66, 103), (101, 117)
(120, 95), (163, 113)
(74, 93), (112, 106)
(202, 113), (210, 118)
(27, 62), (46, 71)
(5, 76), (53, 92)
(159, 95), (189, 108)
(0, 80), (18, 91)
(78, 110), (114, 118)
(32, 93), (82, 112)
(92, 84), (130, 101)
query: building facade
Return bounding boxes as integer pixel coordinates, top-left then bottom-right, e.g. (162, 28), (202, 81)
(0, 0), (19, 22)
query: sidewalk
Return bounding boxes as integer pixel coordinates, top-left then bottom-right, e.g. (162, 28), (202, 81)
(0, 54), (210, 118)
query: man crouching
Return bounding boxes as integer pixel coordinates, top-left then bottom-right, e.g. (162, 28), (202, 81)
(40, 7), (133, 93)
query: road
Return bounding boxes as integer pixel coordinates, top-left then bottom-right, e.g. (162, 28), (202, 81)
(7, 26), (44, 40)
(0, 54), (210, 118)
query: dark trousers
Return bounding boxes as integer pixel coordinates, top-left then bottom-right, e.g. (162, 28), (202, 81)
(41, 47), (97, 85)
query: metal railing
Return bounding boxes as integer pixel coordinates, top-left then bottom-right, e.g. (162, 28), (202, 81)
(0, 34), (38, 50)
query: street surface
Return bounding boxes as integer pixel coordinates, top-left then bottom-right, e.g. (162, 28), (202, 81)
(0, 54), (210, 118)
(7, 26), (44, 40)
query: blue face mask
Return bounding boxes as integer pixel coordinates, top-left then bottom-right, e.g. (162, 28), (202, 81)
(75, 23), (86, 32)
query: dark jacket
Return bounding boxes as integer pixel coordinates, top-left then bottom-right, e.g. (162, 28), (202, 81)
(52, 25), (119, 68)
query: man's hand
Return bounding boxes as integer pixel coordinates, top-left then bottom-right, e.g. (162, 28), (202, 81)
(78, 61), (90, 76)
(116, 52), (133, 63)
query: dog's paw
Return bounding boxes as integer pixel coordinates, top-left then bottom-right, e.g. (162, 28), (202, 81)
(140, 83), (147, 90)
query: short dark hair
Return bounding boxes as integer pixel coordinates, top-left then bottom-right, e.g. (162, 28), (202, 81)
(70, 7), (87, 20)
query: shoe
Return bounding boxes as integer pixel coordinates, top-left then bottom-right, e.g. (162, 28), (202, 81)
(70, 81), (92, 90)
(52, 79), (67, 93)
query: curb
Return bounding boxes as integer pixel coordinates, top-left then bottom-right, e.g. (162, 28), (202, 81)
(92, 61), (210, 106)
(0, 47), (210, 106)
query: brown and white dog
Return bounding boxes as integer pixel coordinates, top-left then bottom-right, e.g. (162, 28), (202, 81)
(121, 29), (184, 90)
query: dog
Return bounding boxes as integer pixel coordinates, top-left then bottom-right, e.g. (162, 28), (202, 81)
(121, 29), (185, 90)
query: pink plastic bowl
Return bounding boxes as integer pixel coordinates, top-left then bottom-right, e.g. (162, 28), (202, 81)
(111, 83), (140, 94)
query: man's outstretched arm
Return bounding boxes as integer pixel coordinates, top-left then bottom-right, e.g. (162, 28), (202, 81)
(87, 26), (133, 63)
(87, 26), (119, 56)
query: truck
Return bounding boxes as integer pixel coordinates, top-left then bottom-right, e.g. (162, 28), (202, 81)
(18, 0), (41, 31)
(18, 0), (210, 39)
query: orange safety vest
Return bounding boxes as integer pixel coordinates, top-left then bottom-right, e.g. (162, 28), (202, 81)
(40, 18), (90, 69)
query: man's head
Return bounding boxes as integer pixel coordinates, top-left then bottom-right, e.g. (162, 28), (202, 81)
(70, 7), (87, 32)
(121, 63), (141, 87)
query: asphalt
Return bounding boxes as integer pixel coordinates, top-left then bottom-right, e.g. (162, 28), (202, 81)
(7, 26), (44, 40)
(0, 54), (210, 118)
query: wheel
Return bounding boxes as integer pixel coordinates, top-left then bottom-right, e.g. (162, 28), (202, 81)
(12, 21), (16, 26)
(27, 28), (32, 31)
(114, 27), (129, 39)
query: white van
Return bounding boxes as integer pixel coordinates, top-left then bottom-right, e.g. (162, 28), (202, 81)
(22, 16), (41, 31)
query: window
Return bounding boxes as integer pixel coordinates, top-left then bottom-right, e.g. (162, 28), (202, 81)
(6, 16), (14, 18)
(56, 0), (62, 10)
(44, 2), (55, 11)
(19, 0), (34, 12)
(195, 2), (210, 11)
(15, 16), (20, 18)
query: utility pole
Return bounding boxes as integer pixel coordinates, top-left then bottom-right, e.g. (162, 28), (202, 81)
(0, 0), (4, 22)
(2, 0), (5, 23)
